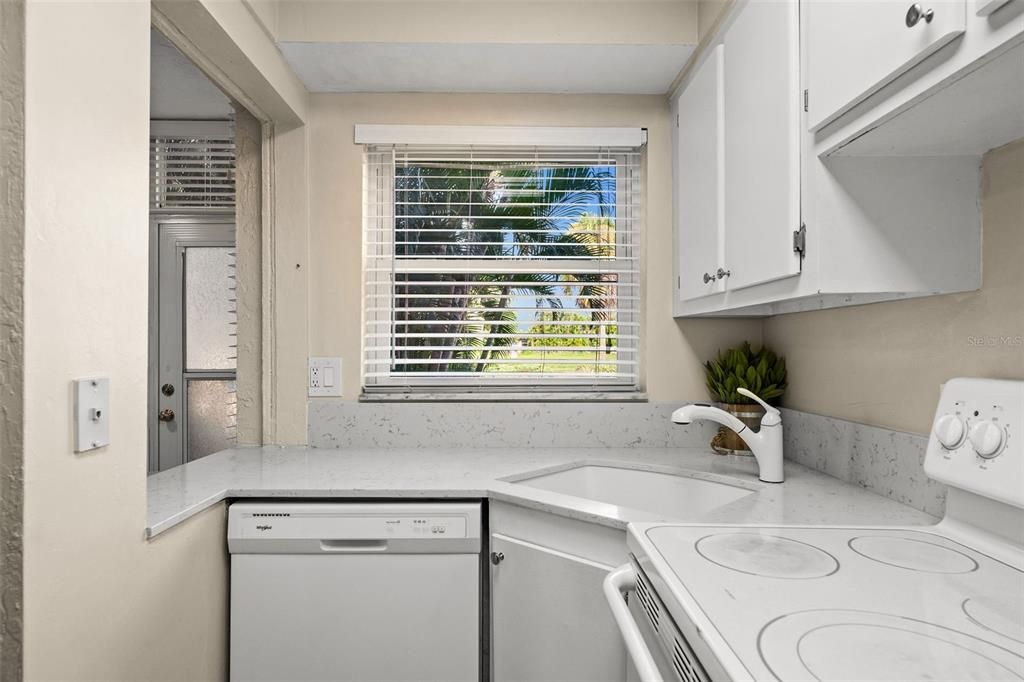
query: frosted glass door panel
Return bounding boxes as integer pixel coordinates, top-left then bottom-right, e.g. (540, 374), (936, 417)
(185, 247), (237, 371)
(187, 378), (237, 461)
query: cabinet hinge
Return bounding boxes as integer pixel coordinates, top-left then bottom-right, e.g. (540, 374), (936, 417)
(803, 89), (809, 113)
(675, 113), (680, 127)
(793, 223), (807, 257)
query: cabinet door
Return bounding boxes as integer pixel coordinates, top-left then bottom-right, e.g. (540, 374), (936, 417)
(722, 0), (802, 291)
(676, 45), (725, 304)
(807, 0), (967, 130)
(491, 534), (626, 682)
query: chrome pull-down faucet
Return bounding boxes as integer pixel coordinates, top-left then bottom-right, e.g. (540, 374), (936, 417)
(672, 388), (784, 483)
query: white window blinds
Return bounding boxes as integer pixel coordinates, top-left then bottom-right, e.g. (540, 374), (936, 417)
(150, 121), (235, 210)
(363, 141), (643, 394)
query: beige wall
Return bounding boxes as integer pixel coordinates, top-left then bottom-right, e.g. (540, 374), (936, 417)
(267, 122), (312, 443)
(765, 140), (1024, 435)
(277, 1), (698, 46)
(307, 93), (760, 402)
(23, 3), (227, 679)
(697, 0), (730, 40)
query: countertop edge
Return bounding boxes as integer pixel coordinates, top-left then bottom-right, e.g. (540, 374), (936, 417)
(145, 447), (941, 539)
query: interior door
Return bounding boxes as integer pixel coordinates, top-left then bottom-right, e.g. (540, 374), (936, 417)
(150, 218), (237, 473)
(491, 534), (626, 682)
(676, 44), (725, 305)
(807, 0), (967, 130)
(722, 0), (802, 291)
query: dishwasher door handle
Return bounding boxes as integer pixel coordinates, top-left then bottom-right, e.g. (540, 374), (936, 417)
(603, 563), (664, 682)
(319, 539), (389, 552)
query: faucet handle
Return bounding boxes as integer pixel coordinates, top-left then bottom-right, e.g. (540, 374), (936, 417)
(737, 388), (782, 426)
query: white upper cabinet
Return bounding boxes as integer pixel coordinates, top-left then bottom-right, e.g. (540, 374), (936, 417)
(674, 45), (724, 306)
(722, 0), (802, 290)
(673, 0), (802, 316)
(670, 0), (993, 317)
(807, 0), (967, 130)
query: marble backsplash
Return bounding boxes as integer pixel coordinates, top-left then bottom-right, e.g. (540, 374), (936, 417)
(781, 408), (945, 517)
(307, 401), (945, 517)
(308, 400), (718, 449)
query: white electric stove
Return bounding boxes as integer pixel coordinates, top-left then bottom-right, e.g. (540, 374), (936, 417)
(607, 378), (1024, 682)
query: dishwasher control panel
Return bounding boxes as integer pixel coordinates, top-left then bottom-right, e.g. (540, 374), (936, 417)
(227, 502), (482, 554)
(236, 513), (468, 539)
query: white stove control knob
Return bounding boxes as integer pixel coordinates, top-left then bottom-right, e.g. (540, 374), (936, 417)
(968, 420), (1005, 459)
(933, 414), (965, 449)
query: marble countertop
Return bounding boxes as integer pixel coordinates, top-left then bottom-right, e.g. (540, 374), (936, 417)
(146, 446), (938, 537)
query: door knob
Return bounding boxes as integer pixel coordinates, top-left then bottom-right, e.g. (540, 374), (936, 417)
(158, 408), (176, 422)
(491, 551), (505, 565)
(703, 272), (717, 284)
(906, 3), (934, 26)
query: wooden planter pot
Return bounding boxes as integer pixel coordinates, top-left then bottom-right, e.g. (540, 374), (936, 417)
(710, 403), (766, 456)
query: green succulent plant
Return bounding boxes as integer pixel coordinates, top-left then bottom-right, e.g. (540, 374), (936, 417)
(704, 341), (787, 405)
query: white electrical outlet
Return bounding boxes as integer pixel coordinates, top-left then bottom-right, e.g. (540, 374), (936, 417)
(308, 357), (342, 397)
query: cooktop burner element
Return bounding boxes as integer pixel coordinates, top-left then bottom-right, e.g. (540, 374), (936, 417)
(758, 609), (1024, 682)
(963, 597), (1024, 644)
(695, 532), (839, 579)
(848, 534), (979, 573)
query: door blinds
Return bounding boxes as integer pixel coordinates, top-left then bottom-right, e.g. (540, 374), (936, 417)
(150, 121), (235, 210)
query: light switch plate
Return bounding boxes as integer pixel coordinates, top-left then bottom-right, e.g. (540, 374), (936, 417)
(308, 357), (342, 397)
(74, 377), (110, 452)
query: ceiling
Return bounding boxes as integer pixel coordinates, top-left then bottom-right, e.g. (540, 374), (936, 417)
(279, 42), (695, 94)
(150, 29), (234, 120)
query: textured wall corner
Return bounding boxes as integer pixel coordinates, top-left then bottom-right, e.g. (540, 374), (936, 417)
(0, 0), (25, 677)
(234, 103), (263, 445)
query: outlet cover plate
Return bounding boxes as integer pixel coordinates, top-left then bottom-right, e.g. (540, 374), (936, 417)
(74, 377), (110, 452)
(308, 357), (342, 397)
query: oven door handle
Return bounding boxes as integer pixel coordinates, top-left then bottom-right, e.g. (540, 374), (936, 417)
(603, 563), (664, 682)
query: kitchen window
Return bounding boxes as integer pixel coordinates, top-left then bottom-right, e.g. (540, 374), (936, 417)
(361, 126), (644, 397)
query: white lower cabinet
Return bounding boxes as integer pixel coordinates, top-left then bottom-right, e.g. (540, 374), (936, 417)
(489, 501), (628, 682)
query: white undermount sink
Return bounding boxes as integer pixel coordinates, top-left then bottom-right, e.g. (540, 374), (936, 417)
(509, 464), (757, 520)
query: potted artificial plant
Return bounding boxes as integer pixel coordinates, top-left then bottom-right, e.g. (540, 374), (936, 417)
(703, 342), (787, 455)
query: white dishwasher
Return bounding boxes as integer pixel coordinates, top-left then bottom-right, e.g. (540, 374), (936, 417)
(228, 501), (482, 682)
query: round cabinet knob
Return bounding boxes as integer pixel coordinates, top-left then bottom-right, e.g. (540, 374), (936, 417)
(933, 414), (965, 450)
(968, 420), (1005, 459)
(703, 272), (716, 284)
(490, 551), (505, 565)
(906, 3), (935, 26)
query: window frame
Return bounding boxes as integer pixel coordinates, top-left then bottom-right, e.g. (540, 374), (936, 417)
(361, 128), (644, 397)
